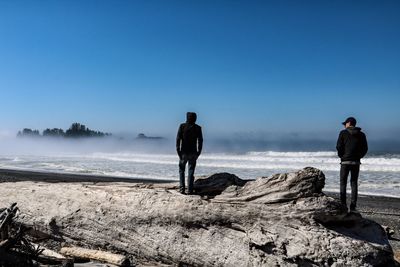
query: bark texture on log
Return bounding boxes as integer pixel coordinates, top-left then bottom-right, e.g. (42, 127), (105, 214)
(0, 167), (395, 266)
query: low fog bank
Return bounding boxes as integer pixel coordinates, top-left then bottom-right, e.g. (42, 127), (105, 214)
(0, 136), (172, 156)
(206, 137), (400, 154)
(203, 130), (400, 153)
(207, 137), (333, 153)
(1, 134), (400, 157)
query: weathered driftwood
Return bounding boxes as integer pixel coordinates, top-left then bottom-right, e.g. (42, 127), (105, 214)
(0, 203), (73, 267)
(33, 242), (66, 259)
(0, 203), (38, 266)
(0, 203), (21, 252)
(0, 203), (18, 241)
(60, 246), (129, 266)
(0, 167), (396, 266)
(395, 250), (400, 263)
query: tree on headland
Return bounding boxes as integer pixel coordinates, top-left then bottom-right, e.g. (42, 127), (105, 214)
(65, 123), (86, 137)
(17, 123), (111, 138)
(17, 128), (40, 137)
(64, 123), (111, 138)
(43, 128), (65, 137)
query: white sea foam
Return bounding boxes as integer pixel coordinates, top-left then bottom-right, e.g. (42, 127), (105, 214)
(0, 151), (399, 197)
(247, 151), (337, 157)
(86, 151), (400, 172)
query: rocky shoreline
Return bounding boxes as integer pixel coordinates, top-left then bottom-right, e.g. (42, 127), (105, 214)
(0, 168), (399, 266)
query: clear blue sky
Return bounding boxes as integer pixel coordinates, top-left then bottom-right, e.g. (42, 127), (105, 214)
(0, 0), (399, 138)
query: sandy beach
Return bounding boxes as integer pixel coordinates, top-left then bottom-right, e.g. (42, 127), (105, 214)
(1, 168), (399, 265)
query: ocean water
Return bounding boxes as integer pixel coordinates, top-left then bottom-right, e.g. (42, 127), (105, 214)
(0, 150), (399, 198)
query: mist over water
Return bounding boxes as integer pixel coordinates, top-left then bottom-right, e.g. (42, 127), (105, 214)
(0, 136), (399, 198)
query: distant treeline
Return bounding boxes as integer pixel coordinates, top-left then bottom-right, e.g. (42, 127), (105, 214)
(17, 123), (112, 138)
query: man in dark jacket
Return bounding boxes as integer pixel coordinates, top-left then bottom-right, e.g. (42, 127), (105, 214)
(176, 112), (203, 194)
(336, 117), (368, 212)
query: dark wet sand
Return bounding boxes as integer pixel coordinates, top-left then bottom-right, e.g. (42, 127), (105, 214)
(0, 168), (175, 183)
(1, 168), (399, 260)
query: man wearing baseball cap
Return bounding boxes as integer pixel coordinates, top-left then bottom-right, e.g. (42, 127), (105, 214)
(336, 117), (368, 212)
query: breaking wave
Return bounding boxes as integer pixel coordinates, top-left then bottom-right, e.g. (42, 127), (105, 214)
(0, 151), (399, 197)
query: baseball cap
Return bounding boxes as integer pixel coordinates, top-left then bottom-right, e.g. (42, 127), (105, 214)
(342, 117), (357, 126)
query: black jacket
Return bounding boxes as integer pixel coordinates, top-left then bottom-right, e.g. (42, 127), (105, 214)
(336, 127), (368, 162)
(176, 113), (203, 155)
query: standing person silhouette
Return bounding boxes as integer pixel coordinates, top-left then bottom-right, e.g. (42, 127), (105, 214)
(336, 117), (368, 212)
(176, 112), (203, 195)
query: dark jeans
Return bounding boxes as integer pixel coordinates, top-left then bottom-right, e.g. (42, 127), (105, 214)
(179, 154), (197, 193)
(340, 164), (360, 209)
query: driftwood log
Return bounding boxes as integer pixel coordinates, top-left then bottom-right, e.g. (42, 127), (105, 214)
(60, 246), (129, 266)
(33, 243), (66, 259)
(0, 167), (396, 266)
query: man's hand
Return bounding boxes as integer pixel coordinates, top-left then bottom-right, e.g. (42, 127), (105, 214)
(177, 151), (183, 160)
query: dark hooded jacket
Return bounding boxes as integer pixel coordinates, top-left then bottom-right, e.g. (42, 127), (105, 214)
(336, 126), (368, 162)
(176, 112), (203, 155)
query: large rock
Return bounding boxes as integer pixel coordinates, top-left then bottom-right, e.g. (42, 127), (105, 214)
(0, 167), (395, 266)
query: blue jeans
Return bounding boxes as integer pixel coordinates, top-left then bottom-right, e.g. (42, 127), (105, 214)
(179, 154), (197, 193)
